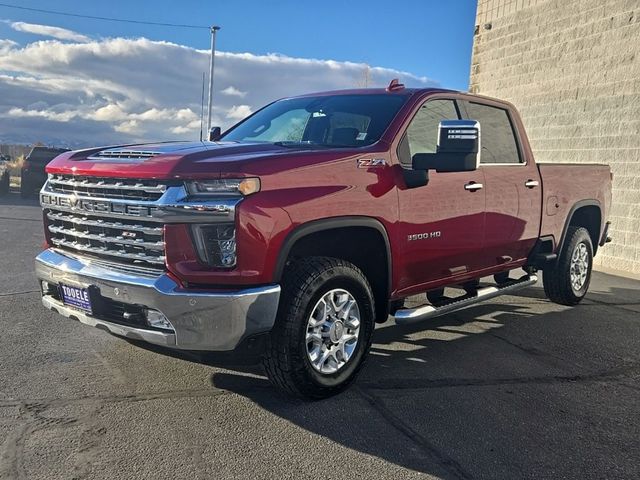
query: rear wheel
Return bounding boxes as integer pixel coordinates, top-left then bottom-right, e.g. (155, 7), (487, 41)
(543, 226), (593, 305)
(263, 257), (375, 399)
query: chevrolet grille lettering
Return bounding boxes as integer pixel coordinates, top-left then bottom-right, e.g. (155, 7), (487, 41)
(40, 194), (156, 217)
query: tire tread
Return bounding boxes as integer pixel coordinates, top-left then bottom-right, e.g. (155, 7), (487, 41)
(543, 226), (592, 306)
(263, 256), (374, 399)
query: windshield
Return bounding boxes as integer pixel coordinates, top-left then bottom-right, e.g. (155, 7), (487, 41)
(221, 94), (408, 147)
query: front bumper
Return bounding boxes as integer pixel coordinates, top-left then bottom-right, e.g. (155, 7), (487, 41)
(35, 249), (281, 351)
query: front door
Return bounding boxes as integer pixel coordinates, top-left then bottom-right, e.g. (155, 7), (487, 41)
(394, 98), (487, 294)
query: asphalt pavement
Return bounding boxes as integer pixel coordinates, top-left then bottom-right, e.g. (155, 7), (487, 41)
(0, 191), (638, 480)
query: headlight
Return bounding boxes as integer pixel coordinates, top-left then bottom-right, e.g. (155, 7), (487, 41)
(185, 178), (260, 196)
(191, 224), (236, 268)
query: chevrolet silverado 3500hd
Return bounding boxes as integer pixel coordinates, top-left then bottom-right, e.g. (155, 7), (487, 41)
(35, 82), (612, 398)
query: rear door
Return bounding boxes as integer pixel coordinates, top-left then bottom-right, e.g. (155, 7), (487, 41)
(394, 97), (487, 293)
(460, 100), (542, 265)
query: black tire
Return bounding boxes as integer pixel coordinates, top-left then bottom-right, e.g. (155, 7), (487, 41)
(0, 173), (9, 196)
(263, 256), (375, 400)
(543, 226), (593, 306)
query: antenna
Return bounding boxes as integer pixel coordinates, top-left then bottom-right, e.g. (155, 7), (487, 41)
(199, 71), (205, 141)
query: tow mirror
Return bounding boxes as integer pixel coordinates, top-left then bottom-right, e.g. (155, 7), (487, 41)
(412, 120), (479, 172)
(208, 126), (222, 141)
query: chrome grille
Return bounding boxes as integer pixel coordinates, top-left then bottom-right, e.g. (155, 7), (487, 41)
(41, 172), (242, 272)
(45, 209), (165, 268)
(47, 174), (167, 201)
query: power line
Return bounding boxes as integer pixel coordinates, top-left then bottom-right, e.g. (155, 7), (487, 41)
(0, 2), (210, 29)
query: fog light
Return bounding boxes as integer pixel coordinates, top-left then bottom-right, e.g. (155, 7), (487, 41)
(145, 309), (174, 330)
(191, 224), (237, 268)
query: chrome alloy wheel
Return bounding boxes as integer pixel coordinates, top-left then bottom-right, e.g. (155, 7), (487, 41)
(306, 289), (361, 375)
(570, 242), (589, 292)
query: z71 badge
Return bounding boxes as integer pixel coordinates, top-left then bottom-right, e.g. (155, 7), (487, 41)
(357, 158), (387, 168)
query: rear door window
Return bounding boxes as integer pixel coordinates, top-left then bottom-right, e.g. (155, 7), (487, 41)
(461, 102), (521, 164)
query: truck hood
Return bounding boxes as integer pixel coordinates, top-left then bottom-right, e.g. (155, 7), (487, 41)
(46, 141), (362, 179)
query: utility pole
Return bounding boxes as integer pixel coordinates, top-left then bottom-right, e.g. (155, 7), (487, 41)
(206, 25), (221, 135)
(199, 71), (205, 141)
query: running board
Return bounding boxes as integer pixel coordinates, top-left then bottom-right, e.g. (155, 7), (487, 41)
(393, 274), (538, 325)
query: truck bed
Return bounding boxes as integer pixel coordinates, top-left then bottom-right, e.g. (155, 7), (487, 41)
(538, 163), (612, 251)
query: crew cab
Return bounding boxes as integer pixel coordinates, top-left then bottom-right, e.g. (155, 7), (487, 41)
(35, 81), (612, 399)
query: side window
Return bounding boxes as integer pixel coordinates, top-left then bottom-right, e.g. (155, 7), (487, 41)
(401, 99), (459, 167)
(462, 102), (521, 164)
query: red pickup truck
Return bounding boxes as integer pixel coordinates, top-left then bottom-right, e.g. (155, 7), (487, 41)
(35, 82), (612, 399)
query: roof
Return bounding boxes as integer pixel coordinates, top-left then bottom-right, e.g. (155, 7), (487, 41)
(287, 87), (460, 99)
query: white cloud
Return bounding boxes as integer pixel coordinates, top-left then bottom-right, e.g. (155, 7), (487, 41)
(8, 106), (78, 122)
(0, 39), (18, 54)
(220, 85), (247, 97)
(0, 33), (436, 146)
(226, 105), (253, 120)
(91, 104), (127, 122)
(10, 21), (91, 43)
(171, 125), (193, 135)
(114, 119), (140, 134)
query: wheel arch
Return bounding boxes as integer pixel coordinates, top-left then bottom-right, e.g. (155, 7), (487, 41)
(557, 200), (602, 259)
(274, 216), (392, 323)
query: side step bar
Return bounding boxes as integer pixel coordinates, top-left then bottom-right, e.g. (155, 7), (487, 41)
(393, 274), (538, 325)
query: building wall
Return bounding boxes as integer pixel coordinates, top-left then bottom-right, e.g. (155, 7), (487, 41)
(470, 0), (640, 274)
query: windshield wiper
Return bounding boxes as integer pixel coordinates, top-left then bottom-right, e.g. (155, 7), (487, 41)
(272, 141), (354, 149)
(272, 141), (317, 148)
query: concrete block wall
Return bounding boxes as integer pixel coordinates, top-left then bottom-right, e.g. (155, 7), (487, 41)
(471, 0), (640, 274)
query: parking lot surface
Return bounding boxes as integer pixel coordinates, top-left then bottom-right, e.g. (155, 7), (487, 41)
(0, 192), (638, 480)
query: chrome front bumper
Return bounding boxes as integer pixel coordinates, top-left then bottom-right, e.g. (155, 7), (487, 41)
(35, 249), (281, 351)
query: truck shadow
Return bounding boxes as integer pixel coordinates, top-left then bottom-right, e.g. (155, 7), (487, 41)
(128, 284), (639, 478)
(205, 287), (625, 479)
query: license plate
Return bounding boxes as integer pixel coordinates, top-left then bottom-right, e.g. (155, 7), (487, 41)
(59, 284), (93, 313)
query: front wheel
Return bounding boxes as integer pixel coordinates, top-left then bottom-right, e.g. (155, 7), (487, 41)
(543, 226), (593, 305)
(263, 257), (375, 399)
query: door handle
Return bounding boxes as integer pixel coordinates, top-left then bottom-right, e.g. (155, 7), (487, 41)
(525, 179), (539, 188)
(464, 182), (483, 192)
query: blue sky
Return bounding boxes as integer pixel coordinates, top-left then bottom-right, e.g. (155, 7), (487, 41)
(0, 0), (477, 89)
(0, 0), (477, 146)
